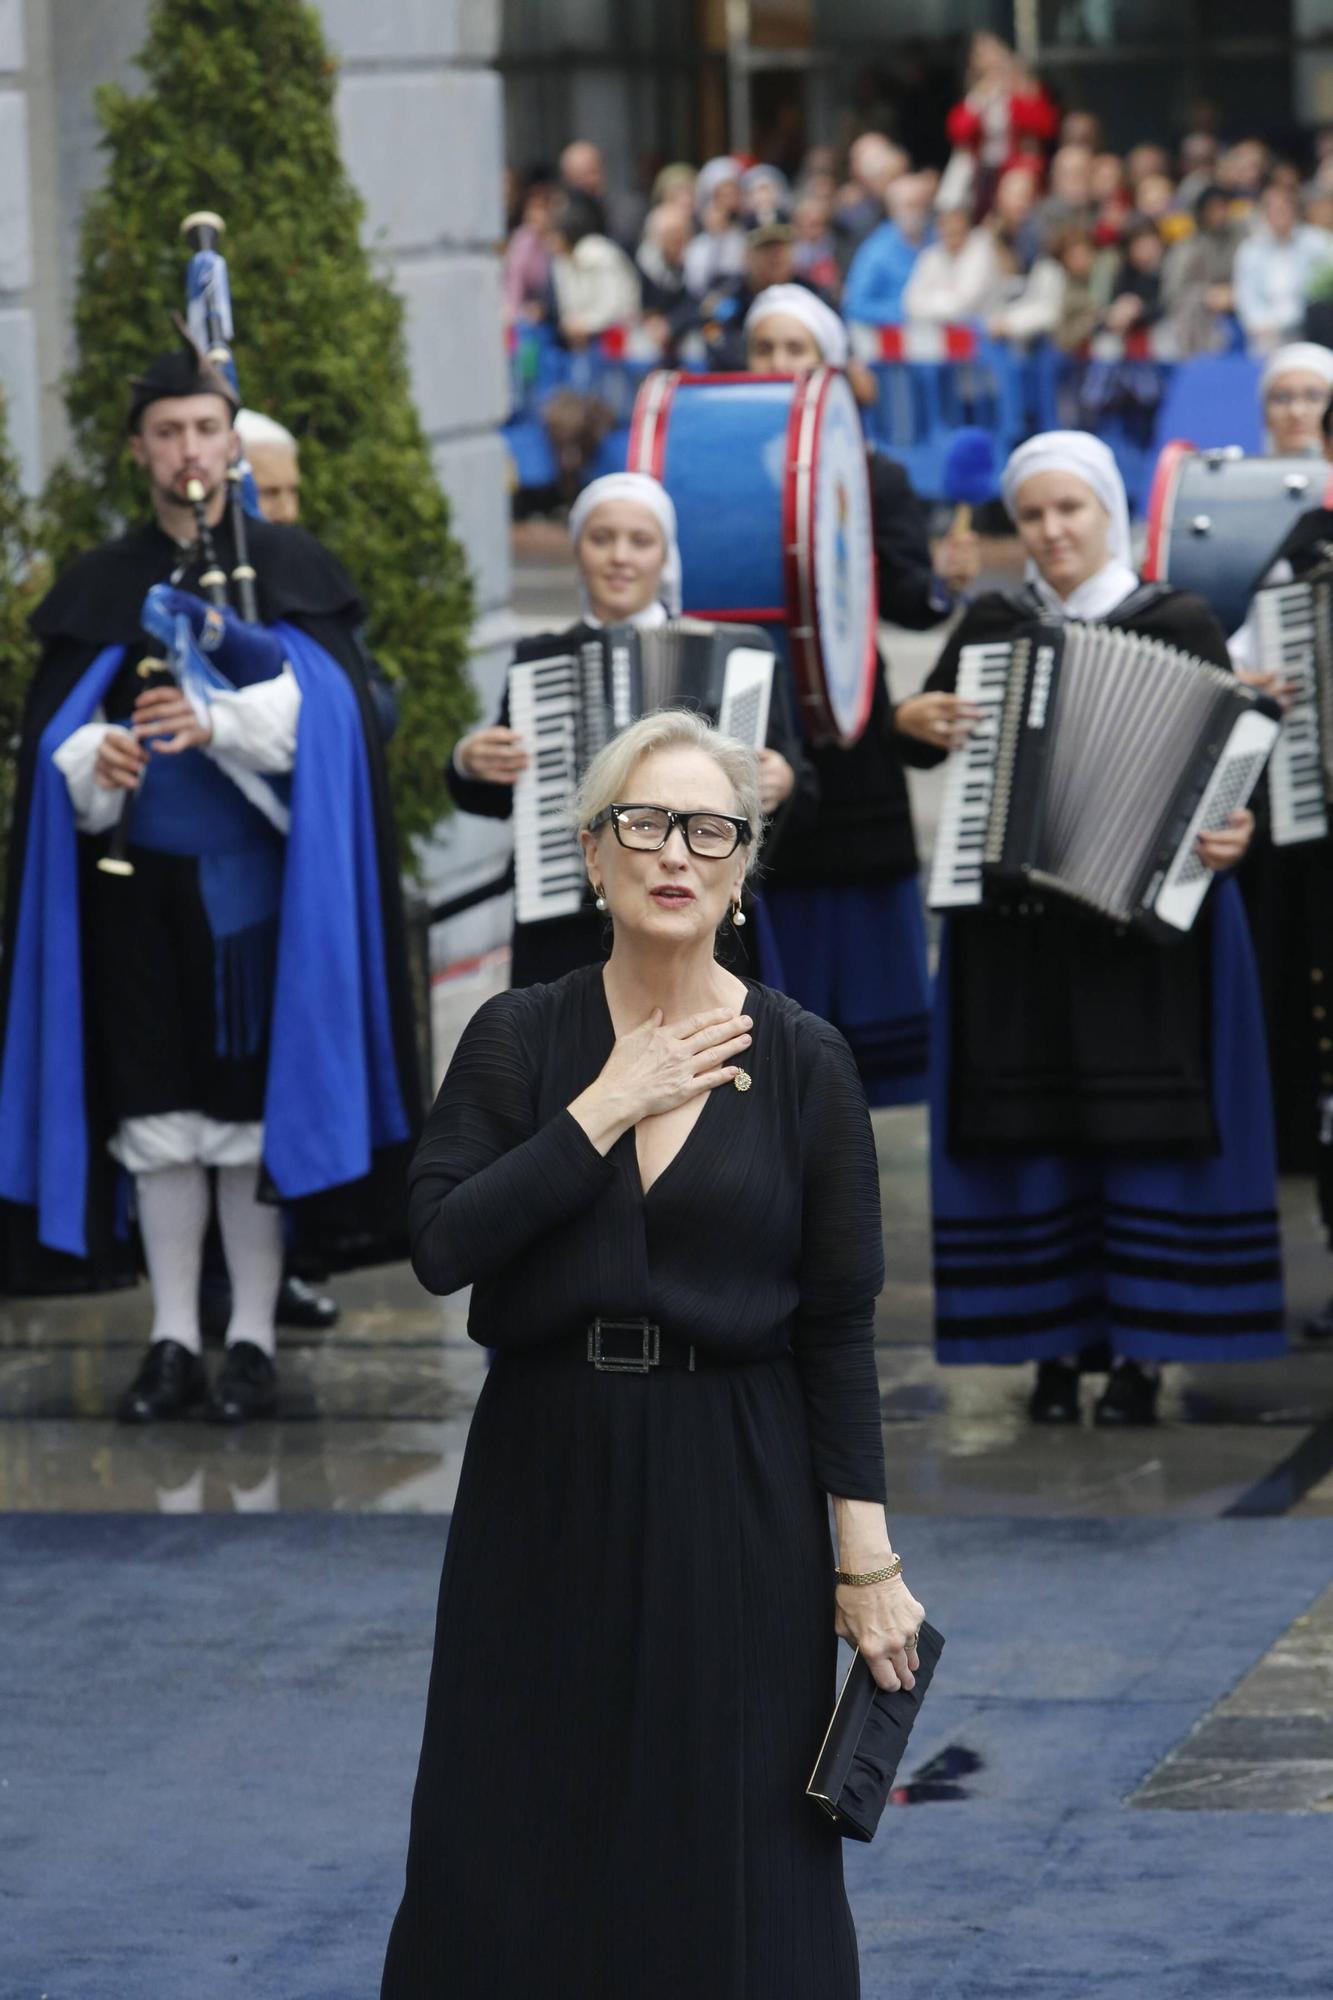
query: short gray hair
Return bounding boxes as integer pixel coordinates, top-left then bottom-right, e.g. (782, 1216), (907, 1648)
(573, 709), (764, 878)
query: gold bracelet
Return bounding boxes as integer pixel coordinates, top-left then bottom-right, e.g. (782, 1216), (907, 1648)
(835, 1555), (902, 1587)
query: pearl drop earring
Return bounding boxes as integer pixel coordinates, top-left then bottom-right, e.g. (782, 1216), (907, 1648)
(594, 887), (608, 913)
(732, 901), (747, 928)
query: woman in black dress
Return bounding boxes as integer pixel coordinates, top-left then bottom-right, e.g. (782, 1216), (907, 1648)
(896, 431), (1283, 1427)
(381, 708), (926, 1999)
(448, 471), (804, 987)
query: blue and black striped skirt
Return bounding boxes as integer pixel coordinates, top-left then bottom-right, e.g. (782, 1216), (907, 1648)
(756, 877), (930, 1108)
(930, 880), (1287, 1365)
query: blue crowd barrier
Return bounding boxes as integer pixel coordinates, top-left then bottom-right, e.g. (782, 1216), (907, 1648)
(501, 321), (1271, 516)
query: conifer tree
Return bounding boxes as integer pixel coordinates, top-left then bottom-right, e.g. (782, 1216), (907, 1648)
(41, 0), (476, 863)
(0, 390), (42, 891)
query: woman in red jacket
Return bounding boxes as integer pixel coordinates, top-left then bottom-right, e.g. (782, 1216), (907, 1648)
(946, 32), (1059, 215)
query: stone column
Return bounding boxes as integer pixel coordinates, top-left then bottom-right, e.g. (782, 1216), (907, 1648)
(0, 0), (41, 487)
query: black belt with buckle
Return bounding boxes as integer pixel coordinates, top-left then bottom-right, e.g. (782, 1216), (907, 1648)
(585, 1317), (696, 1374)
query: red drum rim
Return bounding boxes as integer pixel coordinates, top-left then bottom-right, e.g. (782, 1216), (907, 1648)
(628, 368), (878, 744)
(782, 369), (878, 747)
(1142, 437), (1196, 584)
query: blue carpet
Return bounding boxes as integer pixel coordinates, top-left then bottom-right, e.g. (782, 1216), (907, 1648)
(3, 1515), (1331, 1999)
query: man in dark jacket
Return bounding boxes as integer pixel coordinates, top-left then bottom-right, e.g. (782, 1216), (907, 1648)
(0, 341), (419, 1423)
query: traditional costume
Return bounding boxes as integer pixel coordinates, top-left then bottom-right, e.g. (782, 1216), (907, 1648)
(0, 347), (418, 1418)
(1228, 346), (1333, 1194)
(447, 472), (812, 987)
(742, 286), (955, 1106)
(902, 433), (1285, 1414)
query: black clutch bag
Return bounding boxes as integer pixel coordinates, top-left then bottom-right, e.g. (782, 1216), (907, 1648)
(805, 1621), (946, 1841)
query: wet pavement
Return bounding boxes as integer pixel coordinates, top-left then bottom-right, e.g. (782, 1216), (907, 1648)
(3, 1109), (1332, 1523)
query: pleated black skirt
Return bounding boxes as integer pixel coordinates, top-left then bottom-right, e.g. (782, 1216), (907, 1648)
(380, 1347), (859, 2000)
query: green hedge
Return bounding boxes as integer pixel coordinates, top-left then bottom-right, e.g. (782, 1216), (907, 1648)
(40, 0), (477, 868)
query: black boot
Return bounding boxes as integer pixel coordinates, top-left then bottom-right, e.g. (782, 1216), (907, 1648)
(276, 1274), (340, 1330)
(1303, 1297), (1333, 1342)
(1028, 1359), (1081, 1425)
(208, 1342), (280, 1425)
(116, 1341), (209, 1424)
(1093, 1361), (1160, 1428)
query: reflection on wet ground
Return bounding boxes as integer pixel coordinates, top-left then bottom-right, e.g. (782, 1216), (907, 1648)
(3, 1104), (1331, 1519)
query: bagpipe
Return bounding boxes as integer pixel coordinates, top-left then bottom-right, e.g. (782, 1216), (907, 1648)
(101, 211), (267, 877)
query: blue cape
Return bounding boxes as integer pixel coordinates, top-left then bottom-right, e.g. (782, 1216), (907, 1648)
(0, 622), (408, 1257)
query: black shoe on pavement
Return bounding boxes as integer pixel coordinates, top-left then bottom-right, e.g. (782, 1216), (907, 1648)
(1028, 1359), (1081, 1425)
(209, 1342), (280, 1426)
(276, 1274), (340, 1330)
(1303, 1296), (1333, 1342)
(1093, 1361), (1160, 1428)
(116, 1340), (209, 1425)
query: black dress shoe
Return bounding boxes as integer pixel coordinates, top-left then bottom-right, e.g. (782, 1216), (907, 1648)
(1303, 1296), (1333, 1342)
(275, 1274), (340, 1330)
(1028, 1359), (1081, 1424)
(1093, 1361), (1160, 1428)
(116, 1340), (209, 1425)
(209, 1342), (280, 1425)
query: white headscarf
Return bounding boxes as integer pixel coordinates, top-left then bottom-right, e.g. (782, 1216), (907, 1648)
(743, 284), (850, 369)
(695, 156), (744, 217)
(1001, 429), (1139, 616)
(568, 473), (682, 619)
(1259, 342), (1333, 400)
(1259, 342), (1333, 453)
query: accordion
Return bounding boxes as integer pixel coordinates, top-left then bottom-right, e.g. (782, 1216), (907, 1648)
(1251, 566), (1333, 846)
(510, 619), (776, 926)
(928, 621), (1280, 940)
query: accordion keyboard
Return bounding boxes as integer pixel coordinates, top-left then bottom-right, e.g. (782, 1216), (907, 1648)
(1256, 581), (1328, 846)
(926, 641), (1012, 909)
(1153, 708), (1279, 931)
(510, 655), (587, 925)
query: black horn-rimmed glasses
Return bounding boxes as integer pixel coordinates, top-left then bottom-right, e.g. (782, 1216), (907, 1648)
(587, 803), (753, 859)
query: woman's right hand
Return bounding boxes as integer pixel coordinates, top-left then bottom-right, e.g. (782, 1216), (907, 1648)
(895, 691), (983, 750)
(94, 726), (146, 791)
(455, 726), (530, 785)
(569, 1006), (753, 1150)
(1235, 664), (1300, 713)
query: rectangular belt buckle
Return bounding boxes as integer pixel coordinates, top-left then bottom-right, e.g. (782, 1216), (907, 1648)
(587, 1317), (661, 1373)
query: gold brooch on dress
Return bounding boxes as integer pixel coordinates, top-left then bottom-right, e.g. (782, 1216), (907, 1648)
(733, 1069), (752, 1093)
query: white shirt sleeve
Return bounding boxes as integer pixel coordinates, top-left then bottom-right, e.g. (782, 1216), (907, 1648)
(1228, 558), (1292, 672)
(205, 664), (302, 775)
(52, 719), (129, 835)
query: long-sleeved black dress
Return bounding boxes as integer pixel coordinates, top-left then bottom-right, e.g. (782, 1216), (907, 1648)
(381, 964), (887, 2000)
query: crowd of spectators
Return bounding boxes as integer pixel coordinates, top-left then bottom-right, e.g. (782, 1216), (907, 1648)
(503, 31), (1333, 374)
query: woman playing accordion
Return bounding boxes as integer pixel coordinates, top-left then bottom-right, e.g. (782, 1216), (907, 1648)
(897, 432), (1285, 1427)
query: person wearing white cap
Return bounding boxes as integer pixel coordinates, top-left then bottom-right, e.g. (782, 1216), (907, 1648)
(448, 472), (806, 987)
(1228, 350), (1333, 1340)
(897, 429), (1283, 1427)
(742, 286), (978, 1110)
(1257, 341), (1333, 456)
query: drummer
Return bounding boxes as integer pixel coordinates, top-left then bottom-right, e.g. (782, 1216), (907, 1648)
(742, 284), (981, 1105)
(448, 471), (810, 987)
(1229, 350), (1333, 1340)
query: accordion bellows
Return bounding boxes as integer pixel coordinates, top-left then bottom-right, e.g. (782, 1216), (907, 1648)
(929, 620), (1280, 940)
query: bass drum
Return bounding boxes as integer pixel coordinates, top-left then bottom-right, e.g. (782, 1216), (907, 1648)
(628, 369), (877, 746)
(1143, 439), (1333, 635)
